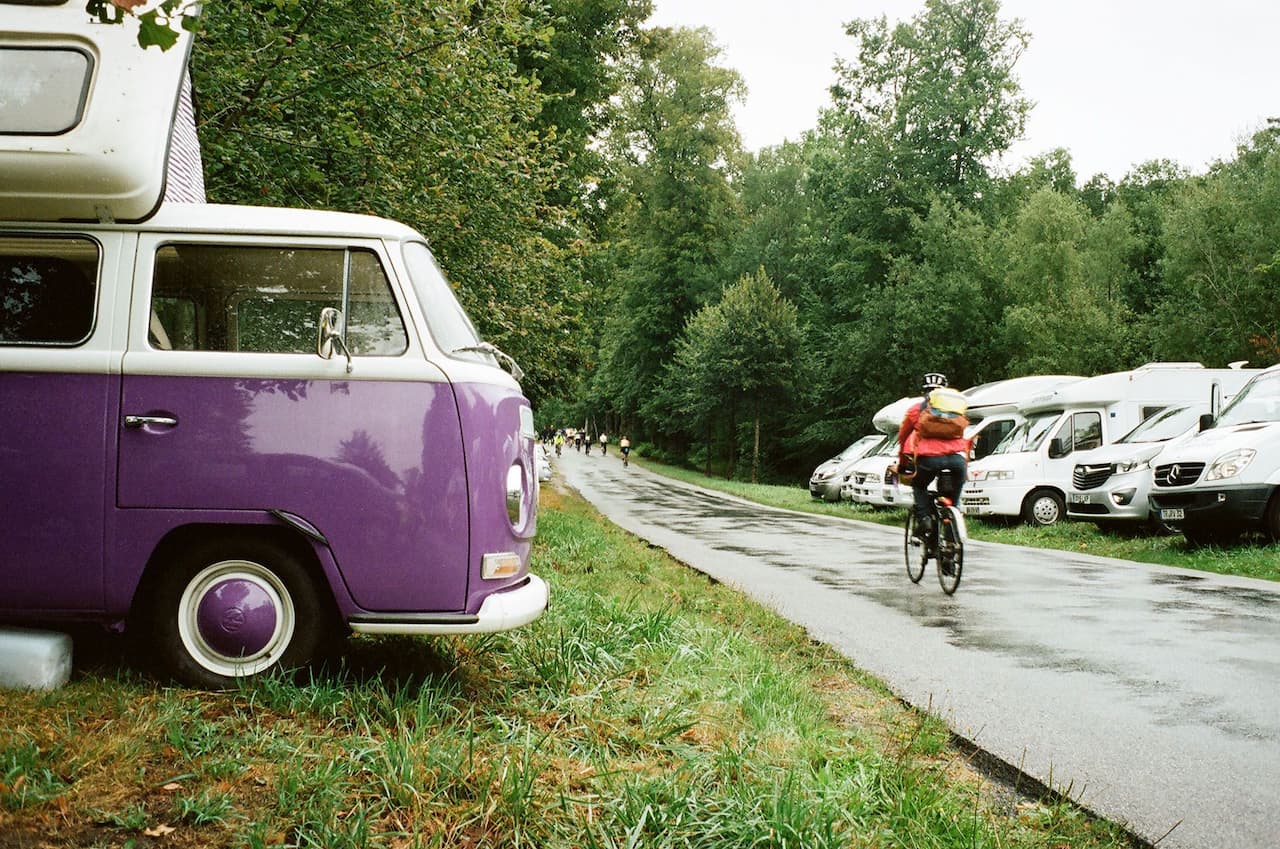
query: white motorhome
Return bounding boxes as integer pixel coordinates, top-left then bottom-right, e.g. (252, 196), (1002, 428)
(962, 375), (1083, 461)
(1148, 363), (1280, 545)
(963, 363), (1257, 526)
(845, 432), (908, 507)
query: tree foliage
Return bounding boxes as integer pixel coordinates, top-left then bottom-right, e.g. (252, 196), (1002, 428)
(190, 0), (1280, 482)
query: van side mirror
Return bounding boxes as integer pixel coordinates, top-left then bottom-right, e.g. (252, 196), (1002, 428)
(1198, 413), (1215, 432)
(1048, 437), (1068, 459)
(317, 306), (352, 373)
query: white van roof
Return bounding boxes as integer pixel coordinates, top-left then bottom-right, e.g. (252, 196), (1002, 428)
(0, 5), (194, 222)
(964, 375), (1082, 417)
(0, 202), (426, 241)
(1019, 362), (1257, 414)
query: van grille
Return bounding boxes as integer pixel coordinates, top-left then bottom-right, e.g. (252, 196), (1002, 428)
(1073, 464), (1112, 490)
(1153, 462), (1205, 487)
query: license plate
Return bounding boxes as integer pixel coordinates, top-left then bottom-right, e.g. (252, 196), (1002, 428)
(1068, 492), (1091, 504)
(1160, 508), (1185, 521)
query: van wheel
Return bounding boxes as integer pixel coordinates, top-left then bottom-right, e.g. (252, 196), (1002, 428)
(1022, 490), (1065, 526)
(144, 537), (330, 689)
(1183, 525), (1241, 548)
(1266, 494), (1280, 542)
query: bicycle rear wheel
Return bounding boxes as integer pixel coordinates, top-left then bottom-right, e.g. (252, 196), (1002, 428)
(936, 507), (964, 594)
(904, 511), (926, 583)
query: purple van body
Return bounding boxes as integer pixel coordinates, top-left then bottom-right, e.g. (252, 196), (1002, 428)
(2, 370), (534, 623)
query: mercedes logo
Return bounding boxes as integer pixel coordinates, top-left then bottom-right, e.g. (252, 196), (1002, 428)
(1169, 464), (1181, 480)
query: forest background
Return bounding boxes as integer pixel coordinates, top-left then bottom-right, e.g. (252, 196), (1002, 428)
(189, 0), (1280, 483)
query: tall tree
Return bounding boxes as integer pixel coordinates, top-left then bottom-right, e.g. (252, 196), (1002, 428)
(596, 26), (745, 440)
(192, 0), (618, 404)
(663, 269), (805, 481)
(1153, 123), (1280, 365)
(998, 188), (1138, 375)
(827, 0), (1031, 206)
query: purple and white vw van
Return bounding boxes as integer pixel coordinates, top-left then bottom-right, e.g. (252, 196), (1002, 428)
(0, 6), (546, 687)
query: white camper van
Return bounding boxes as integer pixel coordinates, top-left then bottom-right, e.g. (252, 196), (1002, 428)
(963, 364), (1256, 526)
(0, 8), (547, 687)
(1148, 363), (1280, 545)
(848, 397), (919, 506)
(962, 375), (1082, 461)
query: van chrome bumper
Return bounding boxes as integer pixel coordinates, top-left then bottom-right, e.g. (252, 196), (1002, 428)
(348, 574), (549, 635)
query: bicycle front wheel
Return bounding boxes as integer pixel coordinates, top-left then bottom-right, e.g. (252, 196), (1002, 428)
(936, 507), (964, 594)
(904, 511), (926, 583)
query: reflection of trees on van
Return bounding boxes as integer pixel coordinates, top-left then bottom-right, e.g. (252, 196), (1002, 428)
(337, 429), (401, 492)
(150, 244), (407, 355)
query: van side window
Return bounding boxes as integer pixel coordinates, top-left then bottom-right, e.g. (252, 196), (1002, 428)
(151, 244), (407, 355)
(0, 236), (98, 346)
(1073, 412), (1103, 452)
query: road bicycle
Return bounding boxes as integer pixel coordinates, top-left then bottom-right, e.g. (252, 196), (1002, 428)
(904, 467), (965, 594)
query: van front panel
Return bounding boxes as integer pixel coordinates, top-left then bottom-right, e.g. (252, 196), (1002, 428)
(452, 380), (536, 614)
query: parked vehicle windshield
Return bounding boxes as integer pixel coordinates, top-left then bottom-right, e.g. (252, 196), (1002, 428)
(1214, 370), (1280, 426)
(836, 436), (877, 460)
(870, 433), (898, 457)
(1116, 405), (1198, 443)
(991, 410), (1061, 455)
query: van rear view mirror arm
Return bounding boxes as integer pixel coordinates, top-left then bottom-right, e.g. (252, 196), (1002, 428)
(316, 306), (353, 374)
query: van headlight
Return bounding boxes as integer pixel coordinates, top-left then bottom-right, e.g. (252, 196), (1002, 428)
(506, 463), (526, 525)
(1115, 458), (1149, 474)
(971, 469), (1014, 481)
(1205, 449), (1255, 482)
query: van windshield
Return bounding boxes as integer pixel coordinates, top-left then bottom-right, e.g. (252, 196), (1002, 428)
(991, 410), (1061, 455)
(1117, 405), (1198, 443)
(402, 241), (489, 364)
(1214, 370), (1280, 426)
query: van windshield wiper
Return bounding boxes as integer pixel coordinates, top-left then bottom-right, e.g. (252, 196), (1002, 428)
(451, 342), (525, 382)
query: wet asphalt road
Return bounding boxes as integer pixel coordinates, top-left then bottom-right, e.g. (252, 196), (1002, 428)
(554, 448), (1280, 849)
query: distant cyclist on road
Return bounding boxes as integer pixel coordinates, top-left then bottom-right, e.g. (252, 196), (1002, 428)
(619, 435), (631, 466)
(898, 372), (969, 540)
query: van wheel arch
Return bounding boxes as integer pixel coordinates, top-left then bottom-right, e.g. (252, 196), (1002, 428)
(1021, 489), (1065, 526)
(131, 524), (344, 688)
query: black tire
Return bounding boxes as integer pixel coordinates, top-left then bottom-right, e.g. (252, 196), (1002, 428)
(937, 507), (964, 595)
(1266, 494), (1280, 542)
(142, 535), (334, 689)
(1022, 489), (1065, 526)
(1182, 525), (1242, 549)
(904, 511), (926, 583)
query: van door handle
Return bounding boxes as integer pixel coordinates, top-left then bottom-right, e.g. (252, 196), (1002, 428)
(124, 414), (178, 429)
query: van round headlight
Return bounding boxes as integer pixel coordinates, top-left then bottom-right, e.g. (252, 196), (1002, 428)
(506, 463), (525, 526)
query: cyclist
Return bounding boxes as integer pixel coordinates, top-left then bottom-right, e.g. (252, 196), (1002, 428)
(619, 435), (631, 466)
(898, 372), (969, 546)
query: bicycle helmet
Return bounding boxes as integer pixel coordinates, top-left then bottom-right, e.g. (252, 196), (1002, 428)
(921, 372), (948, 394)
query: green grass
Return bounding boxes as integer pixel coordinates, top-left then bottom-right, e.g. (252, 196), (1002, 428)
(0, 484), (1135, 848)
(637, 457), (1280, 582)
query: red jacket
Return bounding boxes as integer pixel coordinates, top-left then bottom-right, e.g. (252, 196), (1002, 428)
(899, 401), (970, 458)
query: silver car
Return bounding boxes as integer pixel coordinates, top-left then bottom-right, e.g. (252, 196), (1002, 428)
(809, 434), (883, 501)
(1067, 404), (1205, 524)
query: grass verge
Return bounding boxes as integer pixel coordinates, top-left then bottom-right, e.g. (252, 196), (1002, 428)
(635, 458), (1280, 583)
(0, 484), (1135, 848)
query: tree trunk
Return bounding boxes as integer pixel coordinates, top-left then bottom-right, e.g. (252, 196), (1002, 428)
(751, 414), (760, 484)
(704, 418), (712, 477)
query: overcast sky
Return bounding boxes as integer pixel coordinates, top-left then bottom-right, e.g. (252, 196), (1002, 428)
(647, 0), (1279, 182)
